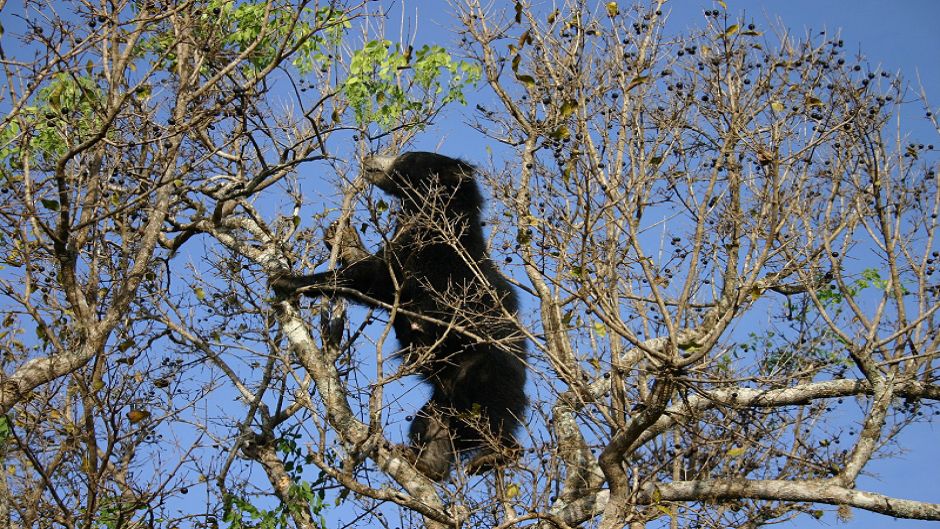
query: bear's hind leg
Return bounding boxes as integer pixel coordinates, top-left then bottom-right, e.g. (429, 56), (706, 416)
(407, 401), (454, 480)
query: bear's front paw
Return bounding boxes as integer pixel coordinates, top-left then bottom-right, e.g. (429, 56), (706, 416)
(324, 220), (369, 262)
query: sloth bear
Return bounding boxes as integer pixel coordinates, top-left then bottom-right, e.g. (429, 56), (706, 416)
(272, 152), (527, 480)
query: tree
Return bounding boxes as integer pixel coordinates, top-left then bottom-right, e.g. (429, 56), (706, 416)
(450, 0), (940, 527)
(1, 0), (938, 528)
(0, 0), (477, 527)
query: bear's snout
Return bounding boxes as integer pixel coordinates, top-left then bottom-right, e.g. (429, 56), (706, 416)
(361, 155), (397, 185)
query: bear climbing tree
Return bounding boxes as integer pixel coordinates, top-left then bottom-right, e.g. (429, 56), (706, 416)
(272, 151), (527, 480)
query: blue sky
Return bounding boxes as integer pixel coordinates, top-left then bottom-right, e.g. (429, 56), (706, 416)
(413, 0), (940, 156)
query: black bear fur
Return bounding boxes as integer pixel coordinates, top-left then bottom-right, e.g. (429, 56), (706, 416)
(273, 152), (527, 480)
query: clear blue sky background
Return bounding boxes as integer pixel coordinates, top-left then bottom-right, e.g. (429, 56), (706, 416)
(399, 1), (940, 528)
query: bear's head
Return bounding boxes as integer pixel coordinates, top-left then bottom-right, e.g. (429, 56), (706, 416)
(361, 151), (482, 215)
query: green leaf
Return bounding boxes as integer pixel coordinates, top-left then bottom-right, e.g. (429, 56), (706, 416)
(548, 125), (570, 140)
(723, 24), (739, 38)
(770, 100), (785, 112)
(41, 198), (60, 210)
(516, 73), (536, 89)
(0, 417), (12, 444)
(127, 409), (151, 423)
(655, 505), (674, 516)
(517, 29), (531, 48)
(341, 40), (478, 129)
(134, 84), (152, 100)
(626, 75), (650, 92)
(194, 287), (206, 301)
(560, 99), (577, 118)
(806, 95), (824, 107)
(563, 159), (575, 183)
(505, 483), (519, 498)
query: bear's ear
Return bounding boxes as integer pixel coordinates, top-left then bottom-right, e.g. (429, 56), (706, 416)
(453, 159), (476, 179)
(436, 158), (474, 187)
